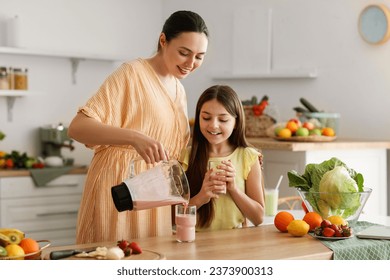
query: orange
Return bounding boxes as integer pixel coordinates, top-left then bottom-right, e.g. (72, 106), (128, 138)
(277, 128), (292, 138)
(287, 220), (310, 237)
(322, 127), (335, 136)
(303, 212), (323, 231)
(19, 238), (39, 259)
(285, 121), (299, 133)
(274, 211), (295, 232)
(5, 244), (25, 260)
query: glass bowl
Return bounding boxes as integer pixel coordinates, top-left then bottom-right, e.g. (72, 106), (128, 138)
(299, 112), (340, 135)
(297, 188), (372, 227)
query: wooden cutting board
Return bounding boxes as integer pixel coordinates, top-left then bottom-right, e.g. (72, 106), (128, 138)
(42, 249), (165, 260)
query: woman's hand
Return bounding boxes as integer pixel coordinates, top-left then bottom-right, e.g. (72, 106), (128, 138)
(131, 131), (169, 164)
(190, 169), (226, 208)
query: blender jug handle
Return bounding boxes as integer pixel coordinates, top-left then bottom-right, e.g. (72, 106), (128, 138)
(128, 156), (167, 178)
(129, 160), (135, 178)
(128, 156), (143, 178)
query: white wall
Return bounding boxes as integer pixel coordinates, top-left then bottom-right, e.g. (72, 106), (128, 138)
(0, 0), (162, 165)
(163, 0), (390, 141)
(1, 0), (390, 166)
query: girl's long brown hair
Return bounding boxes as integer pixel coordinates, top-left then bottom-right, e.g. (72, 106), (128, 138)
(186, 85), (249, 227)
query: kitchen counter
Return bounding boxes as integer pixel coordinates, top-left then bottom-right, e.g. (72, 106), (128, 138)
(42, 224), (332, 260)
(0, 165), (88, 177)
(248, 137), (389, 216)
(247, 137), (390, 151)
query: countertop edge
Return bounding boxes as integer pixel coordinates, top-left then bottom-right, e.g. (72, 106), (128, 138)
(247, 137), (390, 151)
(0, 165), (88, 177)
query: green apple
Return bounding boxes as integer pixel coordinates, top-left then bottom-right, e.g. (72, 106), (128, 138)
(274, 125), (284, 136)
(296, 127), (309, 136)
(309, 128), (322, 136)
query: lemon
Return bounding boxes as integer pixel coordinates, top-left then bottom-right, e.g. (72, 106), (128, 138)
(5, 244), (25, 260)
(287, 220), (310, 237)
(327, 215), (347, 226)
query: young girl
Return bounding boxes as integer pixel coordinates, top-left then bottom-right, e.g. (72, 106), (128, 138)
(181, 85), (265, 231)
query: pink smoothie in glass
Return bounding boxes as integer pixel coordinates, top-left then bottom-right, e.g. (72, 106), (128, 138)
(175, 214), (196, 242)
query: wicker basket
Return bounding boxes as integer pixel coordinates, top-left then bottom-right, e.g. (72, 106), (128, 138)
(244, 106), (276, 137)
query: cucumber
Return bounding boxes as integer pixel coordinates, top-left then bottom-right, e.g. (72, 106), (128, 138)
(300, 98), (319, 112)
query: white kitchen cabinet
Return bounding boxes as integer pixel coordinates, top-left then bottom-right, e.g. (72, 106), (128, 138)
(213, 7), (317, 80)
(0, 174), (85, 246)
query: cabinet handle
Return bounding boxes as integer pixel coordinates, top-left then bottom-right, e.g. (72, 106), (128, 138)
(37, 210), (78, 217)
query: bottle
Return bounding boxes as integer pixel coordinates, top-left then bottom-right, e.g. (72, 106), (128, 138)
(0, 67), (9, 90)
(7, 67), (14, 90)
(6, 15), (21, 47)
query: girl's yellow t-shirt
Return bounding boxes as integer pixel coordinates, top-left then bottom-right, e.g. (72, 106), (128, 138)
(181, 146), (261, 231)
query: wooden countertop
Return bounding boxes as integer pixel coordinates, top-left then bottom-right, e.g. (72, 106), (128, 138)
(0, 165), (88, 177)
(42, 224), (333, 260)
(248, 137), (390, 152)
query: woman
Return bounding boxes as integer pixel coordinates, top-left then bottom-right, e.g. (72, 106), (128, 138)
(68, 10), (209, 244)
(181, 85), (264, 231)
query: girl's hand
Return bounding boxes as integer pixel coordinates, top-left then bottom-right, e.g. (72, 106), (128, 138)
(193, 169), (226, 206)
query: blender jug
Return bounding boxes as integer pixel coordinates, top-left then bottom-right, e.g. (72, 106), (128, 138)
(111, 159), (190, 211)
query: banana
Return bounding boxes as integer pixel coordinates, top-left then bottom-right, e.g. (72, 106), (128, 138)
(0, 228), (25, 244)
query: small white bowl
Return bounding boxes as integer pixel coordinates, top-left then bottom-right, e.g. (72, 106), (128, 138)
(44, 156), (64, 167)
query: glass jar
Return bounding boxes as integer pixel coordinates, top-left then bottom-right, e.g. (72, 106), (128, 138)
(13, 68), (28, 90)
(0, 67), (9, 90)
(7, 67), (14, 90)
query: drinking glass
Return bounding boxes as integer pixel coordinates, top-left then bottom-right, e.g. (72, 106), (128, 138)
(175, 204), (196, 242)
(208, 160), (227, 194)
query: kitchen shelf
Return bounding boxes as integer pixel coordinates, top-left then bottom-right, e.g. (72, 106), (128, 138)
(213, 68), (318, 80)
(0, 90), (32, 122)
(0, 46), (127, 84)
(0, 46), (124, 61)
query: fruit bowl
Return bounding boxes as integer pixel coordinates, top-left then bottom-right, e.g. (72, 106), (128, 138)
(0, 240), (51, 260)
(299, 112), (340, 136)
(297, 188), (372, 227)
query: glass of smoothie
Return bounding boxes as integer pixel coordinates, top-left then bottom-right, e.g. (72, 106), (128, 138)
(175, 204), (196, 242)
(265, 188), (279, 216)
(208, 160), (227, 194)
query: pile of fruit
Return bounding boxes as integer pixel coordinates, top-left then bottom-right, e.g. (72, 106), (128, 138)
(313, 217), (353, 238)
(273, 207), (352, 238)
(0, 228), (41, 260)
(0, 150), (45, 169)
(117, 239), (142, 256)
(274, 118), (335, 139)
(72, 240), (142, 260)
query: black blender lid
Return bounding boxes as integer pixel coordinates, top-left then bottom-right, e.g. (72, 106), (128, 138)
(111, 182), (133, 212)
